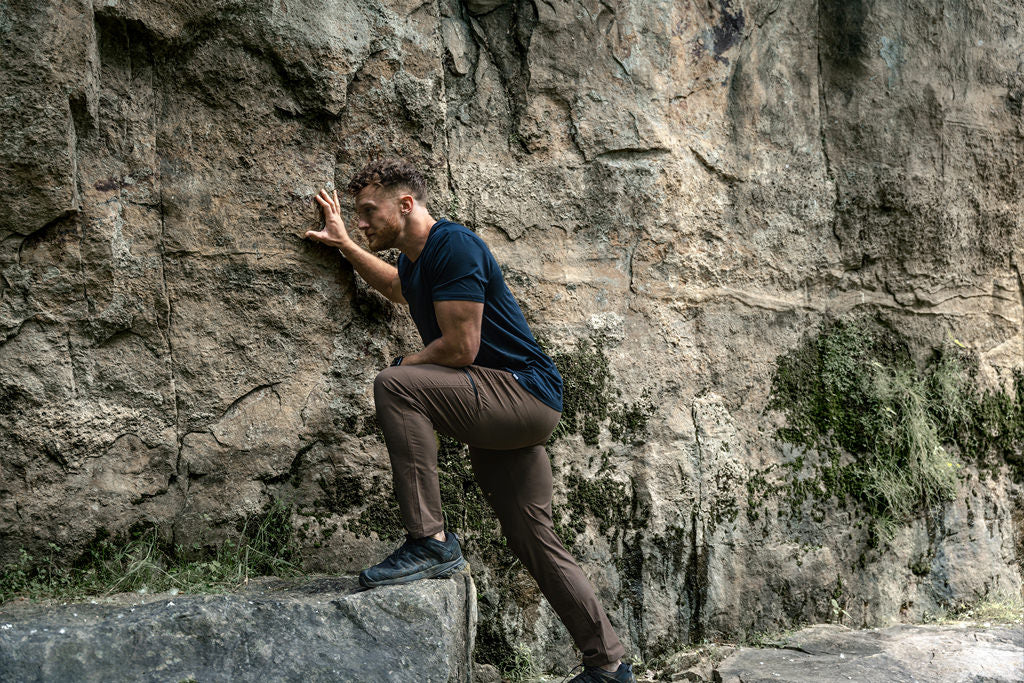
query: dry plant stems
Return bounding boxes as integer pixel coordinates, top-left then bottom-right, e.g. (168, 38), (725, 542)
(0, 498), (301, 603)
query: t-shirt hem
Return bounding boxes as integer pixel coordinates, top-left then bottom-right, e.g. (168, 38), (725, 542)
(517, 381), (563, 413)
(431, 295), (486, 303)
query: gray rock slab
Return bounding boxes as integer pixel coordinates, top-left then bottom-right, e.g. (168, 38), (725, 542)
(715, 623), (1024, 683)
(0, 570), (477, 683)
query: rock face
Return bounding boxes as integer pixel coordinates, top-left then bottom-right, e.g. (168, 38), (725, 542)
(0, 571), (477, 683)
(715, 623), (1024, 683)
(1, 0), (1022, 673)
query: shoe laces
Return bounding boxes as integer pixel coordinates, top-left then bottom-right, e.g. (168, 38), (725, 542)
(384, 538), (414, 563)
(381, 535), (451, 569)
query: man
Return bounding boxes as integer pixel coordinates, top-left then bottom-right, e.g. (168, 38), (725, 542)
(304, 158), (634, 682)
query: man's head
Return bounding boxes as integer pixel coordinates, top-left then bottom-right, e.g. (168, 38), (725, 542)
(347, 158), (428, 252)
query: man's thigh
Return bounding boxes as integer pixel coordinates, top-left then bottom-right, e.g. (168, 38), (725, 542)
(374, 364), (560, 450)
(462, 365), (560, 450)
(374, 364), (479, 437)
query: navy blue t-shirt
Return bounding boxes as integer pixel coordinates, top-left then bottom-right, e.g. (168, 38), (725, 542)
(397, 219), (563, 412)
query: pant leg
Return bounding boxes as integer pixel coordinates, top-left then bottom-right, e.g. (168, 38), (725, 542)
(463, 367), (626, 667)
(373, 363), (563, 537)
(373, 364), (478, 538)
(469, 443), (627, 668)
(374, 363), (626, 665)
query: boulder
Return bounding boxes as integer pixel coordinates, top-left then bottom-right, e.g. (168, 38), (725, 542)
(0, 571), (477, 683)
(715, 623), (1024, 683)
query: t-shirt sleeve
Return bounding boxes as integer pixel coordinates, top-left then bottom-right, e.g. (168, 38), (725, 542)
(429, 232), (487, 303)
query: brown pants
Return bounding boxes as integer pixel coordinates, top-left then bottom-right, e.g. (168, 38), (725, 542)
(373, 363), (626, 667)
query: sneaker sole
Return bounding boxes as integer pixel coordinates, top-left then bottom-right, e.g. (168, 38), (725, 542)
(359, 556), (467, 588)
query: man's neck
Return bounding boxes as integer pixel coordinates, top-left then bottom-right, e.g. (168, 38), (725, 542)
(398, 209), (437, 262)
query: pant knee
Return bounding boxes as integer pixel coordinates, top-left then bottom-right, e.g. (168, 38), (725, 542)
(373, 366), (407, 402)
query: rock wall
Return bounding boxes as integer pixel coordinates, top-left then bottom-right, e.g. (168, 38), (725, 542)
(1, 0), (1021, 672)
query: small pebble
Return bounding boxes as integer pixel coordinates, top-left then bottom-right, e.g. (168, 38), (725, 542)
(839, 653), (845, 659)
(58, 628), (66, 634)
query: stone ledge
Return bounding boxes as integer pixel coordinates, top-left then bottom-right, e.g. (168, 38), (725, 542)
(715, 623), (1024, 683)
(0, 570), (477, 683)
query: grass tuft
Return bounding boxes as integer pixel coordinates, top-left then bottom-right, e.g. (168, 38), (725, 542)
(0, 498), (302, 604)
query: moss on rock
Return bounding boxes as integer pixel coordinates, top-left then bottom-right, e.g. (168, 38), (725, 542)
(545, 334), (656, 446)
(766, 315), (1024, 536)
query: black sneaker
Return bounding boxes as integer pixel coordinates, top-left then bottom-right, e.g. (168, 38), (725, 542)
(358, 531), (467, 588)
(565, 662), (636, 683)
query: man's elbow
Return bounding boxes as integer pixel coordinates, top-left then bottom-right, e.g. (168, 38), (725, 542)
(455, 339), (479, 367)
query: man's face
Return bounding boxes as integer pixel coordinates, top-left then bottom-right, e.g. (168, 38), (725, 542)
(354, 184), (404, 252)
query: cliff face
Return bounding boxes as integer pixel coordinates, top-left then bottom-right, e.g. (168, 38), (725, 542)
(1, 0), (1021, 670)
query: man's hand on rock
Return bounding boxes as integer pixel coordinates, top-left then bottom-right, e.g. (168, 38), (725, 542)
(306, 188), (351, 249)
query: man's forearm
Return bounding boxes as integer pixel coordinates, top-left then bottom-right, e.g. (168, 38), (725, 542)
(402, 335), (474, 368)
(337, 239), (401, 303)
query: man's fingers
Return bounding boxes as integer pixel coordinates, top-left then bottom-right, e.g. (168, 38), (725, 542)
(314, 194), (334, 214)
(314, 187), (342, 212)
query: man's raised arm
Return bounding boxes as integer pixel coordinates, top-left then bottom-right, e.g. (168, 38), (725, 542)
(305, 188), (406, 304)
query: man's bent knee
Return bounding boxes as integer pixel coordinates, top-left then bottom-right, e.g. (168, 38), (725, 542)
(373, 365), (409, 400)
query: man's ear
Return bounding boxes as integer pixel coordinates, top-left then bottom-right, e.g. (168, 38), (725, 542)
(398, 194), (415, 216)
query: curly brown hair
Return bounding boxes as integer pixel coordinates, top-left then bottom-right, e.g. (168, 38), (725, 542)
(346, 157), (428, 201)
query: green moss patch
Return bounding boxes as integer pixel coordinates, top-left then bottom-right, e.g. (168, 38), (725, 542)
(767, 315), (1024, 535)
(340, 474), (406, 542)
(560, 471), (650, 541)
(545, 334), (655, 446)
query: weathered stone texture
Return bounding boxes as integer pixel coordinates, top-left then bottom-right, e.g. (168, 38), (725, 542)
(0, 571), (477, 682)
(1, 0), (1021, 671)
(716, 623), (1024, 683)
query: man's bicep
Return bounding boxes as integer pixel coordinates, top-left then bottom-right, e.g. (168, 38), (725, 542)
(434, 299), (483, 361)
